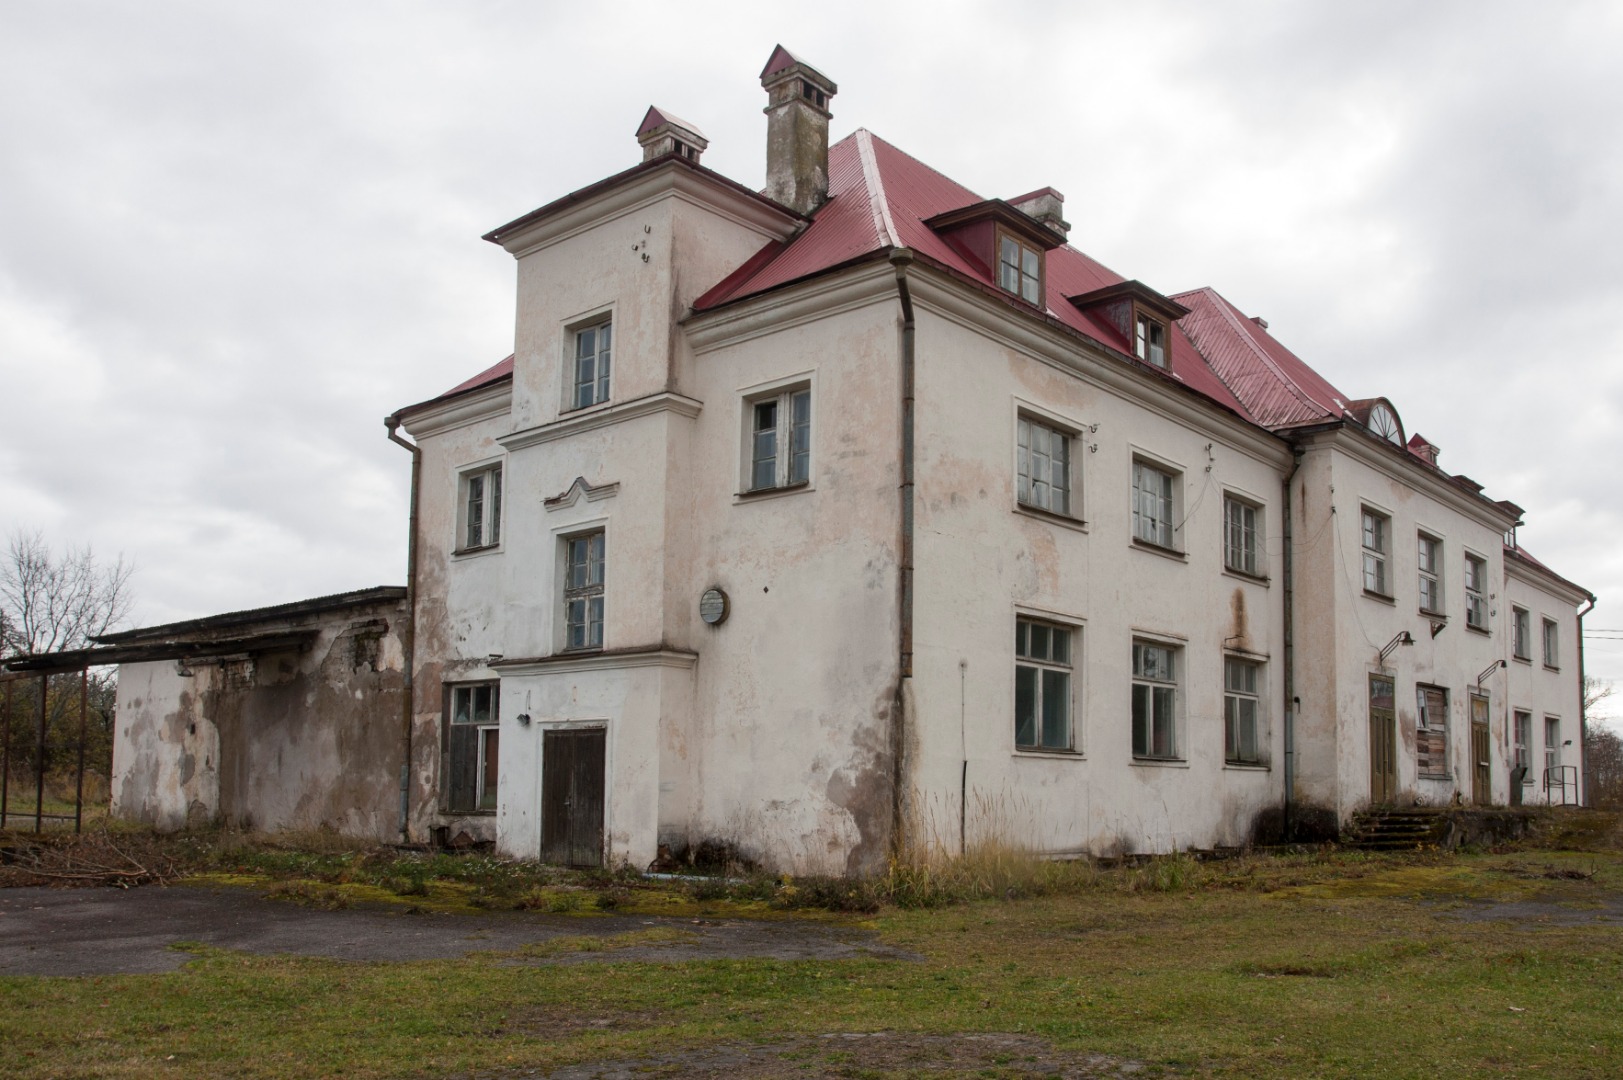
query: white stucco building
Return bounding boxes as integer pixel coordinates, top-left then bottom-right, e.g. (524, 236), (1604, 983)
(375, 46), (1596, 873)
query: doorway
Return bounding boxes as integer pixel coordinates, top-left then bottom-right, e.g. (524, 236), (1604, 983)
(1369, 674), (1397, 805)
(541, 728), (606, 868)
(1470, 694), (1491, 806)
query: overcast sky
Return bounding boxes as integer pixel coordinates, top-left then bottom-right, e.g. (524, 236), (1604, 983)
(3, 1), (1621, 718)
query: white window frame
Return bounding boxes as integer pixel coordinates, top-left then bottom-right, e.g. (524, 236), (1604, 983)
(457, 461), (503, 553)
(1361, 507), (1390, 597)
(1417, 533), (1443, 615)
(561, 528), (606, 652)
(446, 682), (499, 814)
(740, 377), (813, 494)
(1223, 494), (1263, 577)
(568, 317), (613, 410)
(1544, 716), (1562, 782)
(1513, 607), (1532, 661)
(1014, 616), (1075, 752)
(1131, 457), (1179, 550)
(1223, 655), (1265, 765)
(1542, 618), (1560, 670)
(1464, 553), (1488, 631)
(1135, 313), (1168, 368)
(1017, 413), (1077, 517)
(1513, 710), (1532, 781)
(1131, 639), (1181, 760)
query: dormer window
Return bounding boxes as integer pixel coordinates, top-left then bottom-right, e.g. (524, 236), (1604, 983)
(1135, 314), (1167, 368)
(998, 233), (1042, 305)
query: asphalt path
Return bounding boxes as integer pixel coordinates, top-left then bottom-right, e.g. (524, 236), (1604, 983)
(0, 885), (914, 976)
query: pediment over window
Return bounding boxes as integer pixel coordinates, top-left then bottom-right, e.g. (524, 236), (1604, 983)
(544, 476), (620, 511)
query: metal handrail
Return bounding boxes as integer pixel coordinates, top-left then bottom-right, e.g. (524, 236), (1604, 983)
(1543, 764), (1579, 806)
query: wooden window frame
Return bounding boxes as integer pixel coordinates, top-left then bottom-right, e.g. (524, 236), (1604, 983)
(444, 681), (499, 814)
(1015, 617), (1075, 753)
(995, 227), (1043, 307)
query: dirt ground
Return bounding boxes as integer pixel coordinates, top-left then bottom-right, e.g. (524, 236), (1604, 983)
(0, 884), (916, 977)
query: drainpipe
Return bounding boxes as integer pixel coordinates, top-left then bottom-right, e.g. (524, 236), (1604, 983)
(385, 413), (421, 844)
(890, 248), (916, 858)
(1281, 445), (1304, 839)
(1577, 594), (1597, 806)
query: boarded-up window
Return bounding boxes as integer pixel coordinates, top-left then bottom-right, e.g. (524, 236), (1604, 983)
(1416, 684), (1449, 778)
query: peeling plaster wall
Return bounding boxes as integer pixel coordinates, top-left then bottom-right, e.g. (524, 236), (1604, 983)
(907, 292), (1287, 856)
(109, 603), (406, 840)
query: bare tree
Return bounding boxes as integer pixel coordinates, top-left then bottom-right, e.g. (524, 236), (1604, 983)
(1587, 727), (1623, 809)
(0, 530), (133, 658)
(1585, 673), (1614, 724)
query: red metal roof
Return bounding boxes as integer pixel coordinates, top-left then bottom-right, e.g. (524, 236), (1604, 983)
(441, 354), (513, 397)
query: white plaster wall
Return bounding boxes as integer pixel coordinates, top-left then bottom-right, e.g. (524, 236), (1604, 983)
(111, 661), (220, 831)
(908, 296), (1287, 855)
(1503, 568), (1585, 804)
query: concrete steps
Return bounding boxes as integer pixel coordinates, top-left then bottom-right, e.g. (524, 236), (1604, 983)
(1342, 808), (1448, 851)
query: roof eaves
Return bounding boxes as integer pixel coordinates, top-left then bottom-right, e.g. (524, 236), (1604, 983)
(92, 586), (406, 646)
(390, 367), (514, 422)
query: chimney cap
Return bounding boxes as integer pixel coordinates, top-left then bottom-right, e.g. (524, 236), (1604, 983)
(636, 106), (707, 141)
(636, 105), (709, 163)
(760, 44), (837, 95)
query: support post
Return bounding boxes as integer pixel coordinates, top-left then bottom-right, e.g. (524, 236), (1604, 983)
(75, 667), (88, 833)
(35, 673), (47, 833)
(2, 679), (11, 830)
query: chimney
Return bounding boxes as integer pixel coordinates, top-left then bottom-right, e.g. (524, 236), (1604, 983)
(760, 45), (837, 214)
(636, 106), (708, 164)
(1009, 188), (1070, 240)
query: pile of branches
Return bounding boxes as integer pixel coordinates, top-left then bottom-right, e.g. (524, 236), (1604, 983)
(0, 828), (178, 888)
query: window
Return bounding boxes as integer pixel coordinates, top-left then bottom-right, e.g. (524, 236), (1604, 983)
(563, 530), (605, 650)
(1417, 534), (1442, 614)
(1542, 618), (1559, 669)
(1017, 416), (1073, 516)
(572, 321), (612, 409)
(1224, 496), (1261, 576)
(1513, 608), (1532, 661)
(1131, 641), (1179, 759)
(1464, 554), (1488, 631)
(998, 233), (1041, 305)
(1361, 508), (1389, 596)
(1015, 618), (1073, 751)
(1416, 684), (1449, 778)
(1544, 716), (1562, 779)
(1132, 460), (1176, 548)
(459, 464), (502, 551)
(1224, 657), (1263, 765)
(747, 386), (811, 491)
(446, 683), (499, 813)
(1513, 710), (1532, 781)
(1135, 314), (1167, 368)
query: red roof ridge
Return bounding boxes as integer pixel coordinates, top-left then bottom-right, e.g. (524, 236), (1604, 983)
(1173, 286), (1328, 426)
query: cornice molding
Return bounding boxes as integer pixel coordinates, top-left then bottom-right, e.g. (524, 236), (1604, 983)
(1293, 425), (1519, 532)
(1504, 550), (1591, 606)
(494, 163), (802, 260)
(499, 391), (702, 452)
(399, 381), (513, 439)
(490, 647), (699, 676)
(684, 258), (897, 353)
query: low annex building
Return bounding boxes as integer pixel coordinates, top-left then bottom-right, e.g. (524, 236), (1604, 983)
(11, 47), (1590, 870)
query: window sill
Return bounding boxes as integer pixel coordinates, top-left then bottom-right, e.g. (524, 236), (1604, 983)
(1544, 665), (1561, 673)
(1512, 654), (1532, 665)
(560, 399), (614, 418)
(1014, 503), (1088, 533)
(734, 481), (811, 503)
(557, 646), (604, 658)
(441, 809), (497, 817)
(1465, 623), (1491, 637)
(1014, 747), (1083, 759)
(1419, 608), (1446, 621)
(1223, 761), (1270, 772)
(1130, 537), (1186, 563)
(1130, 757), (1189, 769)
(452, 544), (502, 561)
(1362, 589), (1396, 606)
(1222, 566), (1269, 586)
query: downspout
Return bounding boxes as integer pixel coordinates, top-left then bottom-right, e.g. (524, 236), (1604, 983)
(890, 248), (916, 859)
(1281, 445), (1304, 839)
(1577, 594), (1597, 806)
(385, 414), (421, 844)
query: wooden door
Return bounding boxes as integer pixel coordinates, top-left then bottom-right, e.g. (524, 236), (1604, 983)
(1369, 674), (1397, 805)
(541, 729), (606, 868)
(1471, 695), (1491, 806)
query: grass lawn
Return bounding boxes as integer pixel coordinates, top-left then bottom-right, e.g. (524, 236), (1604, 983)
(2, 816), (1621, 1078)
